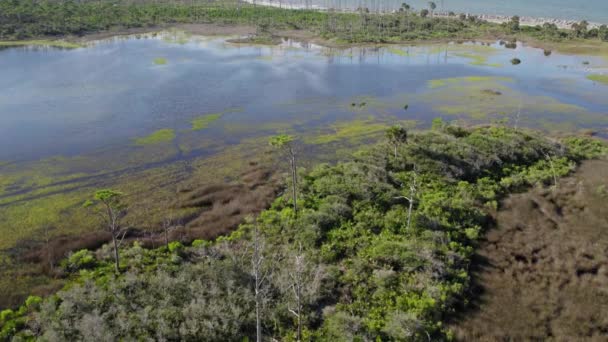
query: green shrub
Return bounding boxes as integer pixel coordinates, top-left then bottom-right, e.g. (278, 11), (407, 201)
(564, 136), (608, 160)
(24, 296), (42, 310)
(64, 249), (97, 271)
(0, 309), (13, 323)
(168, 241), (183, 253)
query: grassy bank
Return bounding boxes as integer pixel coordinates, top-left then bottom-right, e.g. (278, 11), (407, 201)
(1, 125), (606, 340)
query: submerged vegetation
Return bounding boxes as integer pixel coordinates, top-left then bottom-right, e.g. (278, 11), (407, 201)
(134, 129), (176, 145)
(1, 124), (606, 340)
(0, 40), (81, 48)
(587, 74), (608, 85)
(153, 57), (168, 65)
(191, 113), (223, 131)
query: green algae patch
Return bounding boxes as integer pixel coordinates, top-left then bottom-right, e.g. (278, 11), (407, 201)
(453, 52), (502, 67)
(422, 77), (587, 121)
(387, 47), (409, 57)
(256, 55), (274, 61)
(304, 119), (390, 145)
(153, 57), (168, 65)
(0, 40), (82, 49)
(587, 74), (608, 85)
(428, 76), (513, 89)
(135, 129), (175, 145)
(192, 113), (223, 131)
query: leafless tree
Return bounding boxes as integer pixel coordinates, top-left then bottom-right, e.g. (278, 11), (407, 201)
(396, 168), (419, 230)
(283, 243), (323, 341)
(270, 135), (299, 217)
(250, 221), (271, 342)
(84, 189), (128, 273)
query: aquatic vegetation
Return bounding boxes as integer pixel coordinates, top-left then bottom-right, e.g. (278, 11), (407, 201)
(587, 74), (608, 85)
(0, 40), (82, 49)
(428, 76), (513, 89)
(191, 113), (223, 131)
(134, 129), (175, 145)
(423, 77), (587, 120)
(386, 47), (409, 56)
(153, 57), (168, 65)
(453, 52), (502, 67)
(256, 55), (274, 61)
(305, 119), (391, 145)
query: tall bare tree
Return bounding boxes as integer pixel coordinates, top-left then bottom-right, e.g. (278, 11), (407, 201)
(250, 221), (271, 342)
(396, 169), (418, 230)
(84, 189), (128, 273)
(283, 243), (322, 342)
(270, 135), (299, 217)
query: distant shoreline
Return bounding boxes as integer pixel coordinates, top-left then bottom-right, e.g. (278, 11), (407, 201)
(242, 0), (604, 30)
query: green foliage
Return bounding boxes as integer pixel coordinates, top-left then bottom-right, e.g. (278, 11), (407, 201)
(269, 134), (295, 148)
(431, 117), (445, 130)
(0, 0), (600, 45)
(4, 125), (601, 341)
(564, 136), (608, 160)
(64, 249), (97, 271)
(24, 296), (42, 310)
(0, 309), (13, 323)
(167, 241), (183, 253)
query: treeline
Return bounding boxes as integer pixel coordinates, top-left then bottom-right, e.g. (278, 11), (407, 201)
(1, 0), (607, 43)
(1, 124), (606, 341)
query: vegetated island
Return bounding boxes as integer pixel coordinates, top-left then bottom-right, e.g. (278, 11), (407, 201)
(1, 123), (606, 340)
(1, 0), (608, 51)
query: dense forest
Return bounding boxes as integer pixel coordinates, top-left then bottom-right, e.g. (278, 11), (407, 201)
(1, 0), (608, 43)
(1, 123), (606, 340)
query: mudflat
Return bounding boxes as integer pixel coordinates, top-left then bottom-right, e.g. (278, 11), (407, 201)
(452, 159), (608, 341)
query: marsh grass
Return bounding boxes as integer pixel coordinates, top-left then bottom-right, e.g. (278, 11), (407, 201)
(0, 40), (82, 49)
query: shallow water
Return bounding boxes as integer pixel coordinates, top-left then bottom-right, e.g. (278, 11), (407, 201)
(0, 32), (607, 253)
(1, 34), (606, 163)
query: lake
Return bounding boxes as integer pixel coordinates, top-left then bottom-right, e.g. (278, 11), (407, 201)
(0, 32), (607, 250)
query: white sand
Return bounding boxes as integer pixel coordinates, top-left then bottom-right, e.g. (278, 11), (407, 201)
(242, 0), (604, 30)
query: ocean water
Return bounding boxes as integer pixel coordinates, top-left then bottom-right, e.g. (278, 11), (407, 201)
(290, 0), (608, 23)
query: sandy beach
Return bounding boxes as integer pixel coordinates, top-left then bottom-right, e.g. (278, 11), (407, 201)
(243, 0), (604, 30)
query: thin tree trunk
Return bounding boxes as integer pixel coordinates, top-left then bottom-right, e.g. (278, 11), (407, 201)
(256, 292), (262, 342)
(407, 195), (414, 229)
(290, 150), (298, 216)
(296, 289), (302, 341)
(112, 232), (120, 273)
(165, 228), (169, 251)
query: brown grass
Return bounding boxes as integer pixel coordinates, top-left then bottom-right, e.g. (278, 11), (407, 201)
(451, 159), (608, 341)
(14, 161), (279, 276)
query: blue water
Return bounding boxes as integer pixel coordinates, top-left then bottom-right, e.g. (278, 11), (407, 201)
(299, 0), (608, 23)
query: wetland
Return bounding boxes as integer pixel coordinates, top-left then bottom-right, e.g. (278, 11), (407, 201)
(1, 30), (608, 308)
